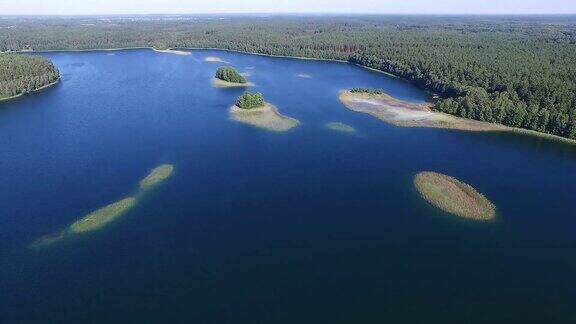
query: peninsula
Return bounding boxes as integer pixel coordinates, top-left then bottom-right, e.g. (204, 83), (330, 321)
(229, 92), (299, 132)
(339, 88), (504, 131)
(0, 54), (60, 102)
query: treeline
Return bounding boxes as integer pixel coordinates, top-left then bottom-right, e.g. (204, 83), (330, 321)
(1, 15), (576, 138)
(0, 54), (60, 100)
(350, 88), (384, 95)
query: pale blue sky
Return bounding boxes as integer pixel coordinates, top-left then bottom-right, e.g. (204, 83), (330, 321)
(1, 0), (575, 15)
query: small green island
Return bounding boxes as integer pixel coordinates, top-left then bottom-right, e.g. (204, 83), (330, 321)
(213, 66), (253, 88)
(0, 54), (60, 102)
(414, 172), (496, 221)
(229, 92), (299, 132)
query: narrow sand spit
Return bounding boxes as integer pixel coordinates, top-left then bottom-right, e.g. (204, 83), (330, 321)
(326, 122), (356, 134)
(153, 49), (191, 56)
(339, 91), (506, 131)
(414, 172), (495, 221)
(212, 78), (254, 88)
(205, 56), (229, 63)
(230, 103), (299, 132)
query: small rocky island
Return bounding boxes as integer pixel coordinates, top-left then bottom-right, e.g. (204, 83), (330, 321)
(229, 92), (299, 132)
(414, 171), (496, 221)
(213, 66), (254, 88)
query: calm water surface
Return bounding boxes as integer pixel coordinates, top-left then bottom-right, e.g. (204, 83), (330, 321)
(1, 49), (575, 323)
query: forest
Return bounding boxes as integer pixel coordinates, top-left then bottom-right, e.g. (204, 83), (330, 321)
(1, 15), (576, 138)
(0, 54), (60, 100)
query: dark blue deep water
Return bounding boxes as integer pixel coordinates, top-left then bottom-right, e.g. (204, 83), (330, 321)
(1, 49), (575, 323)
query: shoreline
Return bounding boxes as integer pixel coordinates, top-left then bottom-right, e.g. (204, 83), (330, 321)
(0, 78), (60, 103)
(339, 90), (576, 145)
(5, 46), (575, 144)
(212, 78), (254, 88)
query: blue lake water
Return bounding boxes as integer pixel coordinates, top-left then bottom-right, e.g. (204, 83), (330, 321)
(1, 49), (575, 323)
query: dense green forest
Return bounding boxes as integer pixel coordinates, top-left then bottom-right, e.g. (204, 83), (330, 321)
(236, 92), (265, 109)
(1, 15), (576, 138)
(215, 66), (246, 84)
(0, 54), (59, 100)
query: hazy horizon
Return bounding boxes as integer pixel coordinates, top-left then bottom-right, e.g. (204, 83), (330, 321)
(1, 0), (575, 16)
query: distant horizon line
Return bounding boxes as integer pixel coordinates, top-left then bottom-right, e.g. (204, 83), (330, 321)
(2, 12), (576, 17)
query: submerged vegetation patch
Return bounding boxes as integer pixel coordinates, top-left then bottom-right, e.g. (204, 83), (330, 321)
(414, 172), (495, 221)
(326, 122), (356, 133)
(30, 164), (175, 248)
(69, 197), (137, 234)
(139, 164), (175, 190)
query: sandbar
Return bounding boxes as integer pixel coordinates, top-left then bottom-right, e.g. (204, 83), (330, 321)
(326, 122), (356, 133)
(139, 164), (175, 190)
(153, 49), (191, 56)
(69, 197), (137, 234)
(212, 78), (254, 88)
(414, 172), (495, 221)
(229, 103), (300, 132)
(205, 56), (229, 63)
(297, 74), (312, 78)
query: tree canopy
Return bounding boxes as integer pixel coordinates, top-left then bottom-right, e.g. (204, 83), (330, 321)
(236, 92), (265, 109)
(0, 54), (59, 100)
(2, 15), (576, 138)
(215, 66), (246, 84)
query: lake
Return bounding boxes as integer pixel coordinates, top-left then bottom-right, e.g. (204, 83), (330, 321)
(1, 49), (575, 323)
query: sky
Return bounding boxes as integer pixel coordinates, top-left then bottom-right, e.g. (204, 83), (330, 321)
(1, 0), (575, 15)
